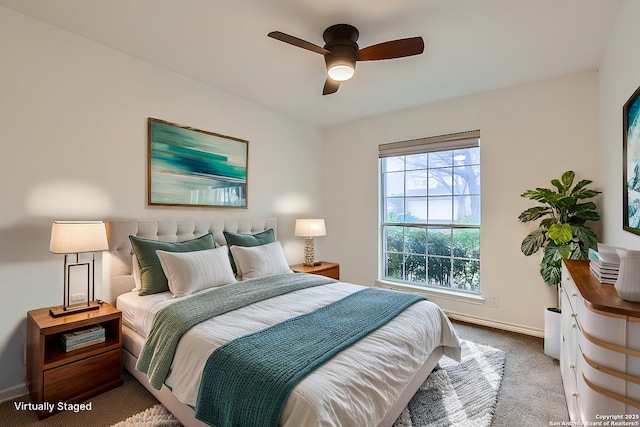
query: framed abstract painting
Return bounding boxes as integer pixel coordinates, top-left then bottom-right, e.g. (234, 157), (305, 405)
(148, 118), (248, 208)
(624, 86), (640, 235)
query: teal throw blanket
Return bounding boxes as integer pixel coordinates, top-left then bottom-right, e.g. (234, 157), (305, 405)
(194, 287), (425, 427)
(136, 273), (336, 389)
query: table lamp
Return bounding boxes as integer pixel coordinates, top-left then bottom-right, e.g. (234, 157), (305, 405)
(49, 221), (109, 317)
(295, 219), (326, 266)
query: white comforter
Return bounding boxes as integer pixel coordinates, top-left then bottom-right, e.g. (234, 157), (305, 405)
(117, 280), (461, 427)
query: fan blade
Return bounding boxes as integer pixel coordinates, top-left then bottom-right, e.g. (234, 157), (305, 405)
(323, 78), (340, 95)
(357, 37), (424, 61)
(268, 31), (330, 55)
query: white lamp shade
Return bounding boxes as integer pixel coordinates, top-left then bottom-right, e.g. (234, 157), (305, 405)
(295, 219), (326, 237)
(50, 221), (109, 254)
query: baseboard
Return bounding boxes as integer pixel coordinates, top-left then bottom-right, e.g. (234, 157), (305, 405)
(0, 382), (27, 403)
(445, 310), (544, 338)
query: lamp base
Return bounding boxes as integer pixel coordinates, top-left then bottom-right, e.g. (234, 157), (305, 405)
(303, 237), (316, 266)
(50, 301), (100, 318)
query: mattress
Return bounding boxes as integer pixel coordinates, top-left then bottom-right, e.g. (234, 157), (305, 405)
(116, 278), (460, 427)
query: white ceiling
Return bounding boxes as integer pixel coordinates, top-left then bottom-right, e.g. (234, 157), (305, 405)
(0, 0), (621, 129)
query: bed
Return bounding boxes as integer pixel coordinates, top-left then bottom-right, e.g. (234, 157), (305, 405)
(104, 218), (461, 427)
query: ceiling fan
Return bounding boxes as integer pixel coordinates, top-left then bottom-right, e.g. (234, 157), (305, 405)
(268, 24), (424, 95)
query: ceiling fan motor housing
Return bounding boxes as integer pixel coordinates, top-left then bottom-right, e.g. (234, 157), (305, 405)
(322, 24), (359, 43)
(323, 24), (359, 80)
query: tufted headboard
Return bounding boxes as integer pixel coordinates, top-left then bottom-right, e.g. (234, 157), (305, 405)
(103, 218), (277, 305)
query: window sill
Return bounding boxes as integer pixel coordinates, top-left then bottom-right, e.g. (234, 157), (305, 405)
(374, 279), (485, 305)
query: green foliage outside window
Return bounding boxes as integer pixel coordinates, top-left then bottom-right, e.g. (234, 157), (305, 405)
(384, 225), (480, 292)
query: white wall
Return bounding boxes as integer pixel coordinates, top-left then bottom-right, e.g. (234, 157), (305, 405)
(323, 70), (600, 334)
(0, 7), (324, 396)
(598, 0), (640, 250)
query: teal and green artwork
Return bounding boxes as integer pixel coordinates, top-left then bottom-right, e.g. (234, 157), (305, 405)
(148, 118), (248, 207)
(624, 87), (640, 234)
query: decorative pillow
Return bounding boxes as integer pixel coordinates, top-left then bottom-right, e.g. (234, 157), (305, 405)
(156, 246), (236, 298)
(223, 228), (275, 274)
(229, 241), (291, 280)
(129, 233), (215, 296)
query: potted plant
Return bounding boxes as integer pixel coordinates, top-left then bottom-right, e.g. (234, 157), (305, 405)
(518, 170), (601, 358)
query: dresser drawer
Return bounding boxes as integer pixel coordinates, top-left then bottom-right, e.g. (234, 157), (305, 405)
(561, 264), (579, 314)
(43, 348), (121, 402)
(561, 340), (580, 421)
(561, 289), (579, 365)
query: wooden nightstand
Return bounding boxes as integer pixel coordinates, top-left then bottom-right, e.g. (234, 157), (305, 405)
(290, 262), (340, 280)
(26, 302), (123, 419)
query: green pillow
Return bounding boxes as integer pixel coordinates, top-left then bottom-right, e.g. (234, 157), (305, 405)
(130, 233), (215, 296)
(223, 229), (275, 274)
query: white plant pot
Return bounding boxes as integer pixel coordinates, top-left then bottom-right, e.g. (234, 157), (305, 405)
(544, 307), (561, 360)
(615, 249), (640, 302)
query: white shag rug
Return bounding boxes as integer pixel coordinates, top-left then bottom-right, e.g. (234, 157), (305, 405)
(393, 340), (506, 427)
(111, 403), (182, 427)
(112, 340), (505, 427)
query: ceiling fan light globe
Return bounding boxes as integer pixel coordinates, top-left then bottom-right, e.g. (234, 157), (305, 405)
(328, 65), (354, 81)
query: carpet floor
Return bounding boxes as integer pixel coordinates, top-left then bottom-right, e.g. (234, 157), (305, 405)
(0, 320), (568, 426)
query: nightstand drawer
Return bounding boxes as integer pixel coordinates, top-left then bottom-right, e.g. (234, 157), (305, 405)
(314, 265), (339, 279)
(290, 262), (340, 280)
(43, 348), (121, 402)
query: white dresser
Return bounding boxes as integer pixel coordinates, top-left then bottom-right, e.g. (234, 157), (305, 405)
(561, 260), (640, 421)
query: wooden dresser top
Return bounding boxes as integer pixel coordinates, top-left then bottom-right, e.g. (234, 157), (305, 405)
(565, 259), (640, 318)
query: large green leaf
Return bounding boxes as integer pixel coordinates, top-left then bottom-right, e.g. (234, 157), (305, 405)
(561, 171), (575, 191)
(541, 262), (562, 285)
(543, 242), (572, 263)
(521, 189), (546, 201)
(521, 229), (547, 256)
(518, 206), (552, 223)
(570, 179), (593, 195)
(572, 188), (602, 200)
(540, 246), (565, 285)
(573, 201), (597, 212)
(551, 179), (564, 194)
(574, 209), (600, 222)
(573, 226), (598, 250)
(548, 223), (572, 244)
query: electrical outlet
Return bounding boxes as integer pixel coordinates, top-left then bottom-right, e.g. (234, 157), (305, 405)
(71, 293), (86, 302)
(489, 296), (499, 308)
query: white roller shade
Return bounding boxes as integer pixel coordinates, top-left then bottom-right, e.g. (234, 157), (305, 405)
(378, 130), (480, 158)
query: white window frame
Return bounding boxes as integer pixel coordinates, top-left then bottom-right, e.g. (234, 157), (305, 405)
(377, 130), (481, 300)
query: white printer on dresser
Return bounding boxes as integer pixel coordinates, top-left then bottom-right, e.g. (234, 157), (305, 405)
(560, 260), (640, 422)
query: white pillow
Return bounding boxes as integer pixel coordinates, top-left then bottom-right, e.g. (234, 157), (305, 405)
(156, 246), (236, 298)
(230, 241), (291, 279)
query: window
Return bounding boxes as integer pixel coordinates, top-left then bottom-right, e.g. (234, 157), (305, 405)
(379, 131), (480, 293)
